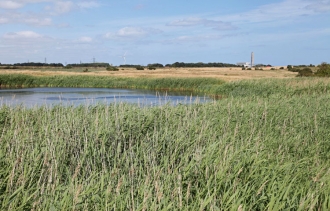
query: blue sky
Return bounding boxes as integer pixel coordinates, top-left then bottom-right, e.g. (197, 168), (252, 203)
(0, 0), (329, 66)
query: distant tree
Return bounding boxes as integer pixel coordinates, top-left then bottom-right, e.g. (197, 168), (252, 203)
(315, 62), (330, 77)
(136, 66), (144, 70)
(64, 65), (72, 69)
(13, 62), (64, 67)
(147, 63), (163, 68)
(120, 64), (143, 68)
(289, 68), (300, 72)
(297, 68), (313, 77)
(67, 63), (109, 68)
(170, 62), (238, 68)
(106, 66), (119, 71)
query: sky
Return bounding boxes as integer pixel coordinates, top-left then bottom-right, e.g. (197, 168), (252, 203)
(0, 0), (329, 66)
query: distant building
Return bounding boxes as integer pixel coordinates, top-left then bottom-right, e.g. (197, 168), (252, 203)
(237, 62), (250, 67)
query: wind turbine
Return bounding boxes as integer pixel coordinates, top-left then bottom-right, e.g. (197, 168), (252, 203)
(121, 51), (127, 65)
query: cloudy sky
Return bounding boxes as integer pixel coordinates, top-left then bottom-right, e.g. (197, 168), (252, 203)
(0, 0), (329, 66)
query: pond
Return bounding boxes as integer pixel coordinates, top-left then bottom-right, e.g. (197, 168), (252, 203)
(0, 87), (211, 107)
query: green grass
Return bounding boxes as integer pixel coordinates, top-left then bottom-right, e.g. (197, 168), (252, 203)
(1, 74), (330, 98)
(1, 76), (330, 209)
(0, 74), (223, 92)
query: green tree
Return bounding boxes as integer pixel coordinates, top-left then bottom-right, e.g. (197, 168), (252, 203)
(315, 62), (330, 77)
(297, 68), (313, 77)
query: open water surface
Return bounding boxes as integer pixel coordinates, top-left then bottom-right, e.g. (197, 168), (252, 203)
(0, 87), (211, 107)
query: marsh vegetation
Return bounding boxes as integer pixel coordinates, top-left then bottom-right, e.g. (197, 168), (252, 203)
(0, 75), (330, 210)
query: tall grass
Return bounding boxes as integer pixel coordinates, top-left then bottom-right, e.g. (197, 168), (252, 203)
(1, 92), (330, 210)
(1, 74), (330, 98)
(210, 78), (330, 97)
(0, 74), (223, 91)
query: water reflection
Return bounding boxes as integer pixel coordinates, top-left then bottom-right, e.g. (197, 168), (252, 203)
(0, 87), (210, 107)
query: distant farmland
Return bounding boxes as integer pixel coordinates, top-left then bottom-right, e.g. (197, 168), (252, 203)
(0, 66), (297, 81)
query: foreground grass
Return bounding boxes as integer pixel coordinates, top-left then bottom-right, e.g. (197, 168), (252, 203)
(1, 92), (330, 210)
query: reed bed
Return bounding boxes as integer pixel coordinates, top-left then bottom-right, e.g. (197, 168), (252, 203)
(1, 91), (330, 210)
(0, 74), (223, 91)
(1, 74), (330, 98)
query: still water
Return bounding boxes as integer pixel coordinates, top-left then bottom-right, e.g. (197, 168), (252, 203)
(0, 88), (211, 107)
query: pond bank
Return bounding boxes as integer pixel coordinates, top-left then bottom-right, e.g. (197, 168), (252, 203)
(1, 74), (330, 98)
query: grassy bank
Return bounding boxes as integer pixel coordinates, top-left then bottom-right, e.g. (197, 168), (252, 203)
(0, 74), (223, 94)
(1, 93), (330, 210)
(0, 74), (330, 98)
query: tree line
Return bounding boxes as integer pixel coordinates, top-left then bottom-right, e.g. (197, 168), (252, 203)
(0, 61), (263, 68)
(288, 62), (330, 77)
(0, 62), (110, 68)
(66, 63), (110, 68)
(164, 62), (238, 68)
(0, 62), (64, 67)
(120, 62), (239, 68)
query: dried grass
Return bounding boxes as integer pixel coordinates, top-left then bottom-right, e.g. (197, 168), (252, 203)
(0, 67), (298, 81)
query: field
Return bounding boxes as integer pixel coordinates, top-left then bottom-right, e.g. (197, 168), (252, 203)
(1, 68), (330, 210)
(0, 66), (297, 81)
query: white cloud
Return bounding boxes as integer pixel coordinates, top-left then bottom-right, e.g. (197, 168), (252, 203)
(3, 31), (43, 39)
(78, 36), (93, 42)
(0, 12), (53, 26)
(16, 0), (51, 3)
(77, 1), (99, 9)
(117, 27), (147, 37)
(0, 0), (53, 9)
(0, 0), (100, 11)
(0, 18), (9, 24)
(24, 17), (52, 26)
(163, 35), (202, 44)
(0, 1), (24, 9)
(306, 0), (330, 13)
(52, 1), (75, 14)
(219, 0), (330, 26)
(134, 4), (145, 10)
(167, 17), (236, 30)
(0, 29), (57, 63)
(162, 34), (226, 45)
(57, 23), (71, 28)
(168, 18), (205, 27)
(0, 0), (100, 28)
(44, 1), (100, 15)
(105, 27), (162, 40)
